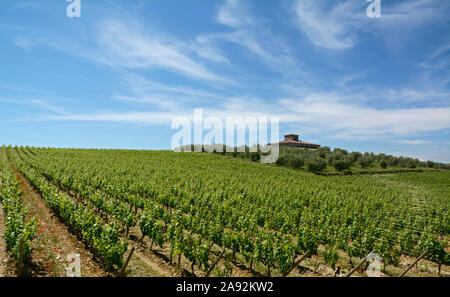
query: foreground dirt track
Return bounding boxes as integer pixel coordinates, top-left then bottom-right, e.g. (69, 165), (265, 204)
(11, 164), (107, 277)
(9, 150), (177, 277)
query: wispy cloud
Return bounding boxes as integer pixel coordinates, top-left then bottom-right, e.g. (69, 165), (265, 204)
(96, 19), (228, 83)
(12, 18), (230, 85)
(44, 111), (179, 125)
(420, 45), (450, 70)
(0, 98), (67, 115)
(197, 0), (302, 76)
(390, 145), (450, 163)
(113, 73), (228, 110)
(277, 94), (450, 139)
(13, 36), (39, 50)
(396, 139), (431, 145)
(293, 0), (448, 50)
(418, 43), (450, 86)
(381, 88), (450, 105)
(378, 0), (449, 28)
(28, 99), (67, 115)
(192, 36), (230, 64)
(33, 91), (450, 141)
(119, 74), (227, 101)
(215, 0), (254, 28)
(294, 0), (361, 50)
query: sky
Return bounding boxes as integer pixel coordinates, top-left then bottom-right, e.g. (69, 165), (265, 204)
(0, 0), (449, 162)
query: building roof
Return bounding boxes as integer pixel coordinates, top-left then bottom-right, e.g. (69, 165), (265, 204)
(269, 140), (321, 147)
(268, 133), (321, 148)
(275, 139), (320, 146)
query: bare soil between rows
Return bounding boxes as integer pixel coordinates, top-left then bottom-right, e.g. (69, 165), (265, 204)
(11, 151), (178, 277)
(11, 164), (108, 277)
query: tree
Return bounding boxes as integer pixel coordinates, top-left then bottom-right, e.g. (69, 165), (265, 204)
(305, 158), (327, 172)
(387, 156), (398, 167)
(317, 147), (330, 158)
(380, 159), (388, 169)
(406, 159), (417, 168)
(349, 152), (362, 162)
(333, 159), (351, 171)
(326, 153), (334, 165)
(358, 156), (370, 168)
(276, 156), (286, 166)
(250, 152), (260, 162)
(289, 157), (304, 169)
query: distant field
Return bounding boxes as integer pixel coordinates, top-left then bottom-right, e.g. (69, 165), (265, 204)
(1, 146), (449, 277)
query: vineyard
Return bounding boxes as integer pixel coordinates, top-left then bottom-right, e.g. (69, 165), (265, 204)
(0, 145), (449, 277)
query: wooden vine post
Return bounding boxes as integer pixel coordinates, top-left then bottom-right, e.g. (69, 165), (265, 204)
(17, 238), (24, 277)
(346, 251), (372, 277)
(282, 250), (311, 277)
(119, 246), (135, 277)
(205, 249), (226, 277)
(400, 250), (428, 277)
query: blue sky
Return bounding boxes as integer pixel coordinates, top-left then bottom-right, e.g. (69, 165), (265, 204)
(0, 0), (449, 162)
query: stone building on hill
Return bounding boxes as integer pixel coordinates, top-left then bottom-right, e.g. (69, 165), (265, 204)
(270, 134), (321, 149)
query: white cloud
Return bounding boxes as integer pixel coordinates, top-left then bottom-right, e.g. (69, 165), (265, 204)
(193, 36), (230, 64)
(397, 139), (431, 145)
(378, 0), (448, 28)
(293, 0), (447, 50)
(198, 0), (302, 76)
(97, 19), (227, 83)
(114, 95), (175, 110)
(418, 43), (450, 87)
(113, 73), (228, 110)
(12, 19), (230, 85)
(294, 0), (360, 50)
(277, 94), (450, 139)
(13, 36), (39, 50)
(382, 88), (450, 105)
(45, 111), (181, 126)
(419, 43), (450, 70)
(120, 73), (226, 100)
(0, 98), (67, 115)
(389, 145), (450, 163)
(215, 0), (254, 29)
(36, 92), (450, 142)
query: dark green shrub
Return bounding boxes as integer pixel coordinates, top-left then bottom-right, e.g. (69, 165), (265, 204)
(387, 157), (398, 167)
(326, 153), (334, 165)
(251, 152), (260, 162)
(358, 156), (370, 168)
(349, 152), (362, 162)
(406, 160), (417, 168)
(305, 158), (327, 172)
(333, 159), (351, 171)
(276, 156), (286, 166)
(289, 157), (305, 169)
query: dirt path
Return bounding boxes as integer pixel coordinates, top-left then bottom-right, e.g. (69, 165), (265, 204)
(126, 244), (180, 277)
(12, 149), (177, 277)
(11, 167), (108, 277)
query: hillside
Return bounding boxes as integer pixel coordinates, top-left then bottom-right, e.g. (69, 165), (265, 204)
(188, 144), (450, 174)
(1, 145), (448, 277)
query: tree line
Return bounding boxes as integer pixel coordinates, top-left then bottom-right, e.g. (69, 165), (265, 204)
(180, 144), (450, 173)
